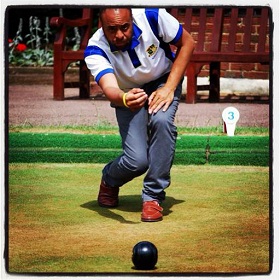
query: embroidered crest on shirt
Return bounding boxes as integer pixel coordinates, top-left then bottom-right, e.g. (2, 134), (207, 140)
(146, 44), (158, 57)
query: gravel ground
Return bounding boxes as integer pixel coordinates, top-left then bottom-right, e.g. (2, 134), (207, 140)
(8, 84), (270, 128)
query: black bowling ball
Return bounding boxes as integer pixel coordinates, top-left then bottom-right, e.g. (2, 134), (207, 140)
(132, 241), (158, 270)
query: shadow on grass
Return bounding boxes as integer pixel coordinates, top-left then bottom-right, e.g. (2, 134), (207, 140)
(80, 195), (184, 224)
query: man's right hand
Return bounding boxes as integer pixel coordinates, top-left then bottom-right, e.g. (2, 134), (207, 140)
(99, 73), (148, 109)
(124, 88), (148, 110)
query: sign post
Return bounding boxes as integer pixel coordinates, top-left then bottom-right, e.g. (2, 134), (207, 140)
(222, 107), (240, 136)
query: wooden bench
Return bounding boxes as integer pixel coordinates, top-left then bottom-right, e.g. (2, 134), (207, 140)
(50, 7), (270, 102)
(169, 7), (270, 103)
(50, 9), (94, 100)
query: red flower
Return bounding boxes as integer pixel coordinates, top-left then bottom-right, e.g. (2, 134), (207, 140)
(8, 38), (13, 43)
(16, 43), (27, 52)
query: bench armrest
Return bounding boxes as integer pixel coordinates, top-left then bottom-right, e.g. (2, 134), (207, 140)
(50, 8), (94, 51)
(50, 16), (92, 28)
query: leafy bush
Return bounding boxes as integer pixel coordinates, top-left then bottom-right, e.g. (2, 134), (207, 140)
(8, 16), (54, 67)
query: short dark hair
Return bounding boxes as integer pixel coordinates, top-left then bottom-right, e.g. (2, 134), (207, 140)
(99, 7), (132, 20)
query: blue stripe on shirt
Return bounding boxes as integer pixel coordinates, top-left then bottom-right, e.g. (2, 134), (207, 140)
(145, 8), (177, 62)
(84, 45), (111, 63)
(145, 8), (159, 38)
(84, 45), (113, 84)
(127, 48), (141, 68)
(170, 25), (183, 45)
(95, 68), (114, 84)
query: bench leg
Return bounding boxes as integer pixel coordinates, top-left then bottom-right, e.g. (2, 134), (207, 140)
(209, 62), (220, 102)
(53, 59), (65, 101)
(186, 63), (205, 104)
(79, 60), (90, 99)
(186, 63), (198, 104)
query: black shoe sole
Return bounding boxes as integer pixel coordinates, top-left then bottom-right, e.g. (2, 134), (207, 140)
(141, 216), (163, 222)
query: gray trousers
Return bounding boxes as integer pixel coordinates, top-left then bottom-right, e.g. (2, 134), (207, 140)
(102, 76), (182, 202)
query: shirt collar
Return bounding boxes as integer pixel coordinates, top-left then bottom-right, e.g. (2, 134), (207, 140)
(109, 22), (142, 53)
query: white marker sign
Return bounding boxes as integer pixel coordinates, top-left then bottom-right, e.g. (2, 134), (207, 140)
(222, 107), (240, 136)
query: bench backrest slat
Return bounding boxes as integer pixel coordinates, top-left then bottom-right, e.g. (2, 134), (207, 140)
(170, 8), (179, 20)
(196, 8), (207, 52)
(210, 8), (224, 52)
(257, 8), (269, 52)
(242, 8), (254, 52)
(183, 8), (193, 32)
(227, 8), (239, 52)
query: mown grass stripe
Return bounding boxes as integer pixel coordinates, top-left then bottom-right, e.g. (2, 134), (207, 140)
(9, 133), (269, 149)
(8, 133), (269, 166)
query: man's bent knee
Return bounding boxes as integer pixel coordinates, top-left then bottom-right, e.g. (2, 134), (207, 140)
(121, 154), (149, 175)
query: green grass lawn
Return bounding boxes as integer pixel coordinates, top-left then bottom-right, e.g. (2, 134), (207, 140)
(8, 163), (270, 275)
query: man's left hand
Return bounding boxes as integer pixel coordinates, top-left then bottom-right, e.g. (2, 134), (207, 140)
(148, 87), (174, 114)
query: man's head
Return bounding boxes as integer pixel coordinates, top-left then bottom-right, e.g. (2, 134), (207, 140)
(100, 8), (133, 50)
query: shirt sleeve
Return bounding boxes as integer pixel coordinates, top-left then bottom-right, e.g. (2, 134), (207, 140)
(157, 9), (183, 44)
(84, 32), (114, 84)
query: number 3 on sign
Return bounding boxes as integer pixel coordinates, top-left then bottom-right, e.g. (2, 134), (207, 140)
(228, 111), (235, 121)
(222, 107), (240, 124)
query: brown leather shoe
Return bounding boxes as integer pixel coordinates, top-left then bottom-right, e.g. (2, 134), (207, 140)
(141, 201), (163, 222)
(98, 180), (119, 208)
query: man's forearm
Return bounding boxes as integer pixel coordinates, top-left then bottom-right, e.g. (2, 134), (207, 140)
(102, 86), (125, 107)
(102, 86), (148, 109)
(165, 31), (195, 91)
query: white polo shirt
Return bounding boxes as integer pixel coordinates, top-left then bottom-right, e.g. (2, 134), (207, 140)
(84, 8), (182, 91)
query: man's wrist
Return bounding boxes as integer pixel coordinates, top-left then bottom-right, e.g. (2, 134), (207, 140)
(122, 92), (129, 108)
